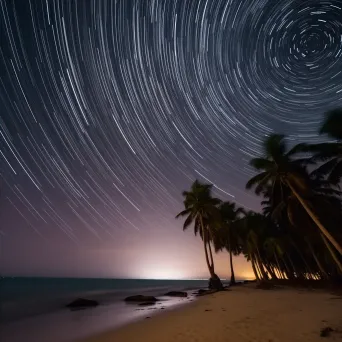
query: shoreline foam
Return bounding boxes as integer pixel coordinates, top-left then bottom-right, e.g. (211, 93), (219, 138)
(0, 283), (200, 342)
(81, 283), (342, 342)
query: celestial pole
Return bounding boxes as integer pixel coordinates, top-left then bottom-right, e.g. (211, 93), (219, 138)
(1, 0), (342, 248)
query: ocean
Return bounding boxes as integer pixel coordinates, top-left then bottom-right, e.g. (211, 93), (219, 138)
(0, 277), (229, 342)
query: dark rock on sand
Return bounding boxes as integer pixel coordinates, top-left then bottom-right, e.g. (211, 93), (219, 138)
(320, 327), (333, 337)
(197, 289), (208, 295)
(66, 298), (98, 308)
(124, 295), (158, 302)
(208, 275), (224, 290)
(163, 291), (187, 297)
(196, 289), (218, 297)
(139, 302), (156, 306)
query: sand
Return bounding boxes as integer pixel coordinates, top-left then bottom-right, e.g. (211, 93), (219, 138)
(81, 284), (342, 342)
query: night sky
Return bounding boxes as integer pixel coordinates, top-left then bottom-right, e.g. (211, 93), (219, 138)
(1, 0), (342, 279)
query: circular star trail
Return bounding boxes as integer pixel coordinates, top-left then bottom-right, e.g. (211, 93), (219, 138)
(1, 0), (342, 244)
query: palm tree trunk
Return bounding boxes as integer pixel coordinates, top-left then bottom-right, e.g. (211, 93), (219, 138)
(321, 233), (342, 275)
(228, 236), (236, 284)
(287, 254), (300, 279)
(273, 251), (282, 274)
(199, 217), (223, 291)
(255, 254), (268, 280)
(265, 263), (277, 280)
(251, 256), (260, 281)
(293, 240), (315, 278)
(200, 216), (215, 277)
(256, 246), (269, 280)
(207, 239), (215, 271)
(229, 250), (236, 284)
(306, 239), (329, 280)
(275, 268), (283, 279)
(282, 256), (295, 279)
(288, 182), (342, 256)
(255, 260), (265, 281)
(264, 264), (273, 279)
(204, 239), (214, 276)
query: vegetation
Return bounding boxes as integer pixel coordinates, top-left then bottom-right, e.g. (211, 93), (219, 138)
(176, 108), (342, 285)
(176, 180), (224, 290)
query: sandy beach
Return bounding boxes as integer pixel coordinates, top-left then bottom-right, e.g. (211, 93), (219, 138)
(82, 284), (342, 342)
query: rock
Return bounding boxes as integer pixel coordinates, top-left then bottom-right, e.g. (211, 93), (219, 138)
(139, 302), (156, 306)
(208, 275), (224, 290)
(66, 298), (98, 308)
(320, 327), (333, 337)
(124, 295), (158, 302)
(163, 291), (187, 297)
(197, 289), (207, 295)
(196, 289), (218, 297)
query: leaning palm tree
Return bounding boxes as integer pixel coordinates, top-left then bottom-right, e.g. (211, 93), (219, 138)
(246, 134), (342, 255)
(238, 212), (271, 281)
(176, 180), (223, 290)
(266, 172), (342, 278)
(214, 202), (244, 285)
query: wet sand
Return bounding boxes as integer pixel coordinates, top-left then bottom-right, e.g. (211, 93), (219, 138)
(82, 283), (342, 342)
(0, 293), (193, 342)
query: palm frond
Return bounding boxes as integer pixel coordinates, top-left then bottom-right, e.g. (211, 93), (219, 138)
(286, 143), (310, 156)
(183, 214), (194, 230)
(328, 160), (342, 185)
(271, 201), (286, 221)
(320, 108), (342, 139)
(264, 134), (286, 161)
(175, 208), (191, 218)
(310, 158), (339, 179)
(254, 173), (273, 195)
(249, 158), (274, 170)
(246, 171), (269, 190)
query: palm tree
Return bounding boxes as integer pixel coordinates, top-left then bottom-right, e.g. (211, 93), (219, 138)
(263, 168), (342, 274)
(238, 212), (271, 281)
(263, 237), (284, 277)
(176, 180), (224, 290)
(309, 108), (342, 185)
(213, 202), (244, 285)
(246, 134), (342, 256)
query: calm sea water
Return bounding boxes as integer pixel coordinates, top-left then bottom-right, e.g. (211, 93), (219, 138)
(0, 277), (229, 342)
(0, 277), (214, 322)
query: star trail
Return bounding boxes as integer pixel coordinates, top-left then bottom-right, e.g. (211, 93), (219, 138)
(1, 0), (342, 278)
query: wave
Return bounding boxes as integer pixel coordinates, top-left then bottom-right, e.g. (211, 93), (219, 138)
(0, 278), (210, 323)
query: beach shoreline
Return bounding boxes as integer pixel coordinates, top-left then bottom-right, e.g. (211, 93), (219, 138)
(0, 278), (210, 342)
(81, 282), (342, 342)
